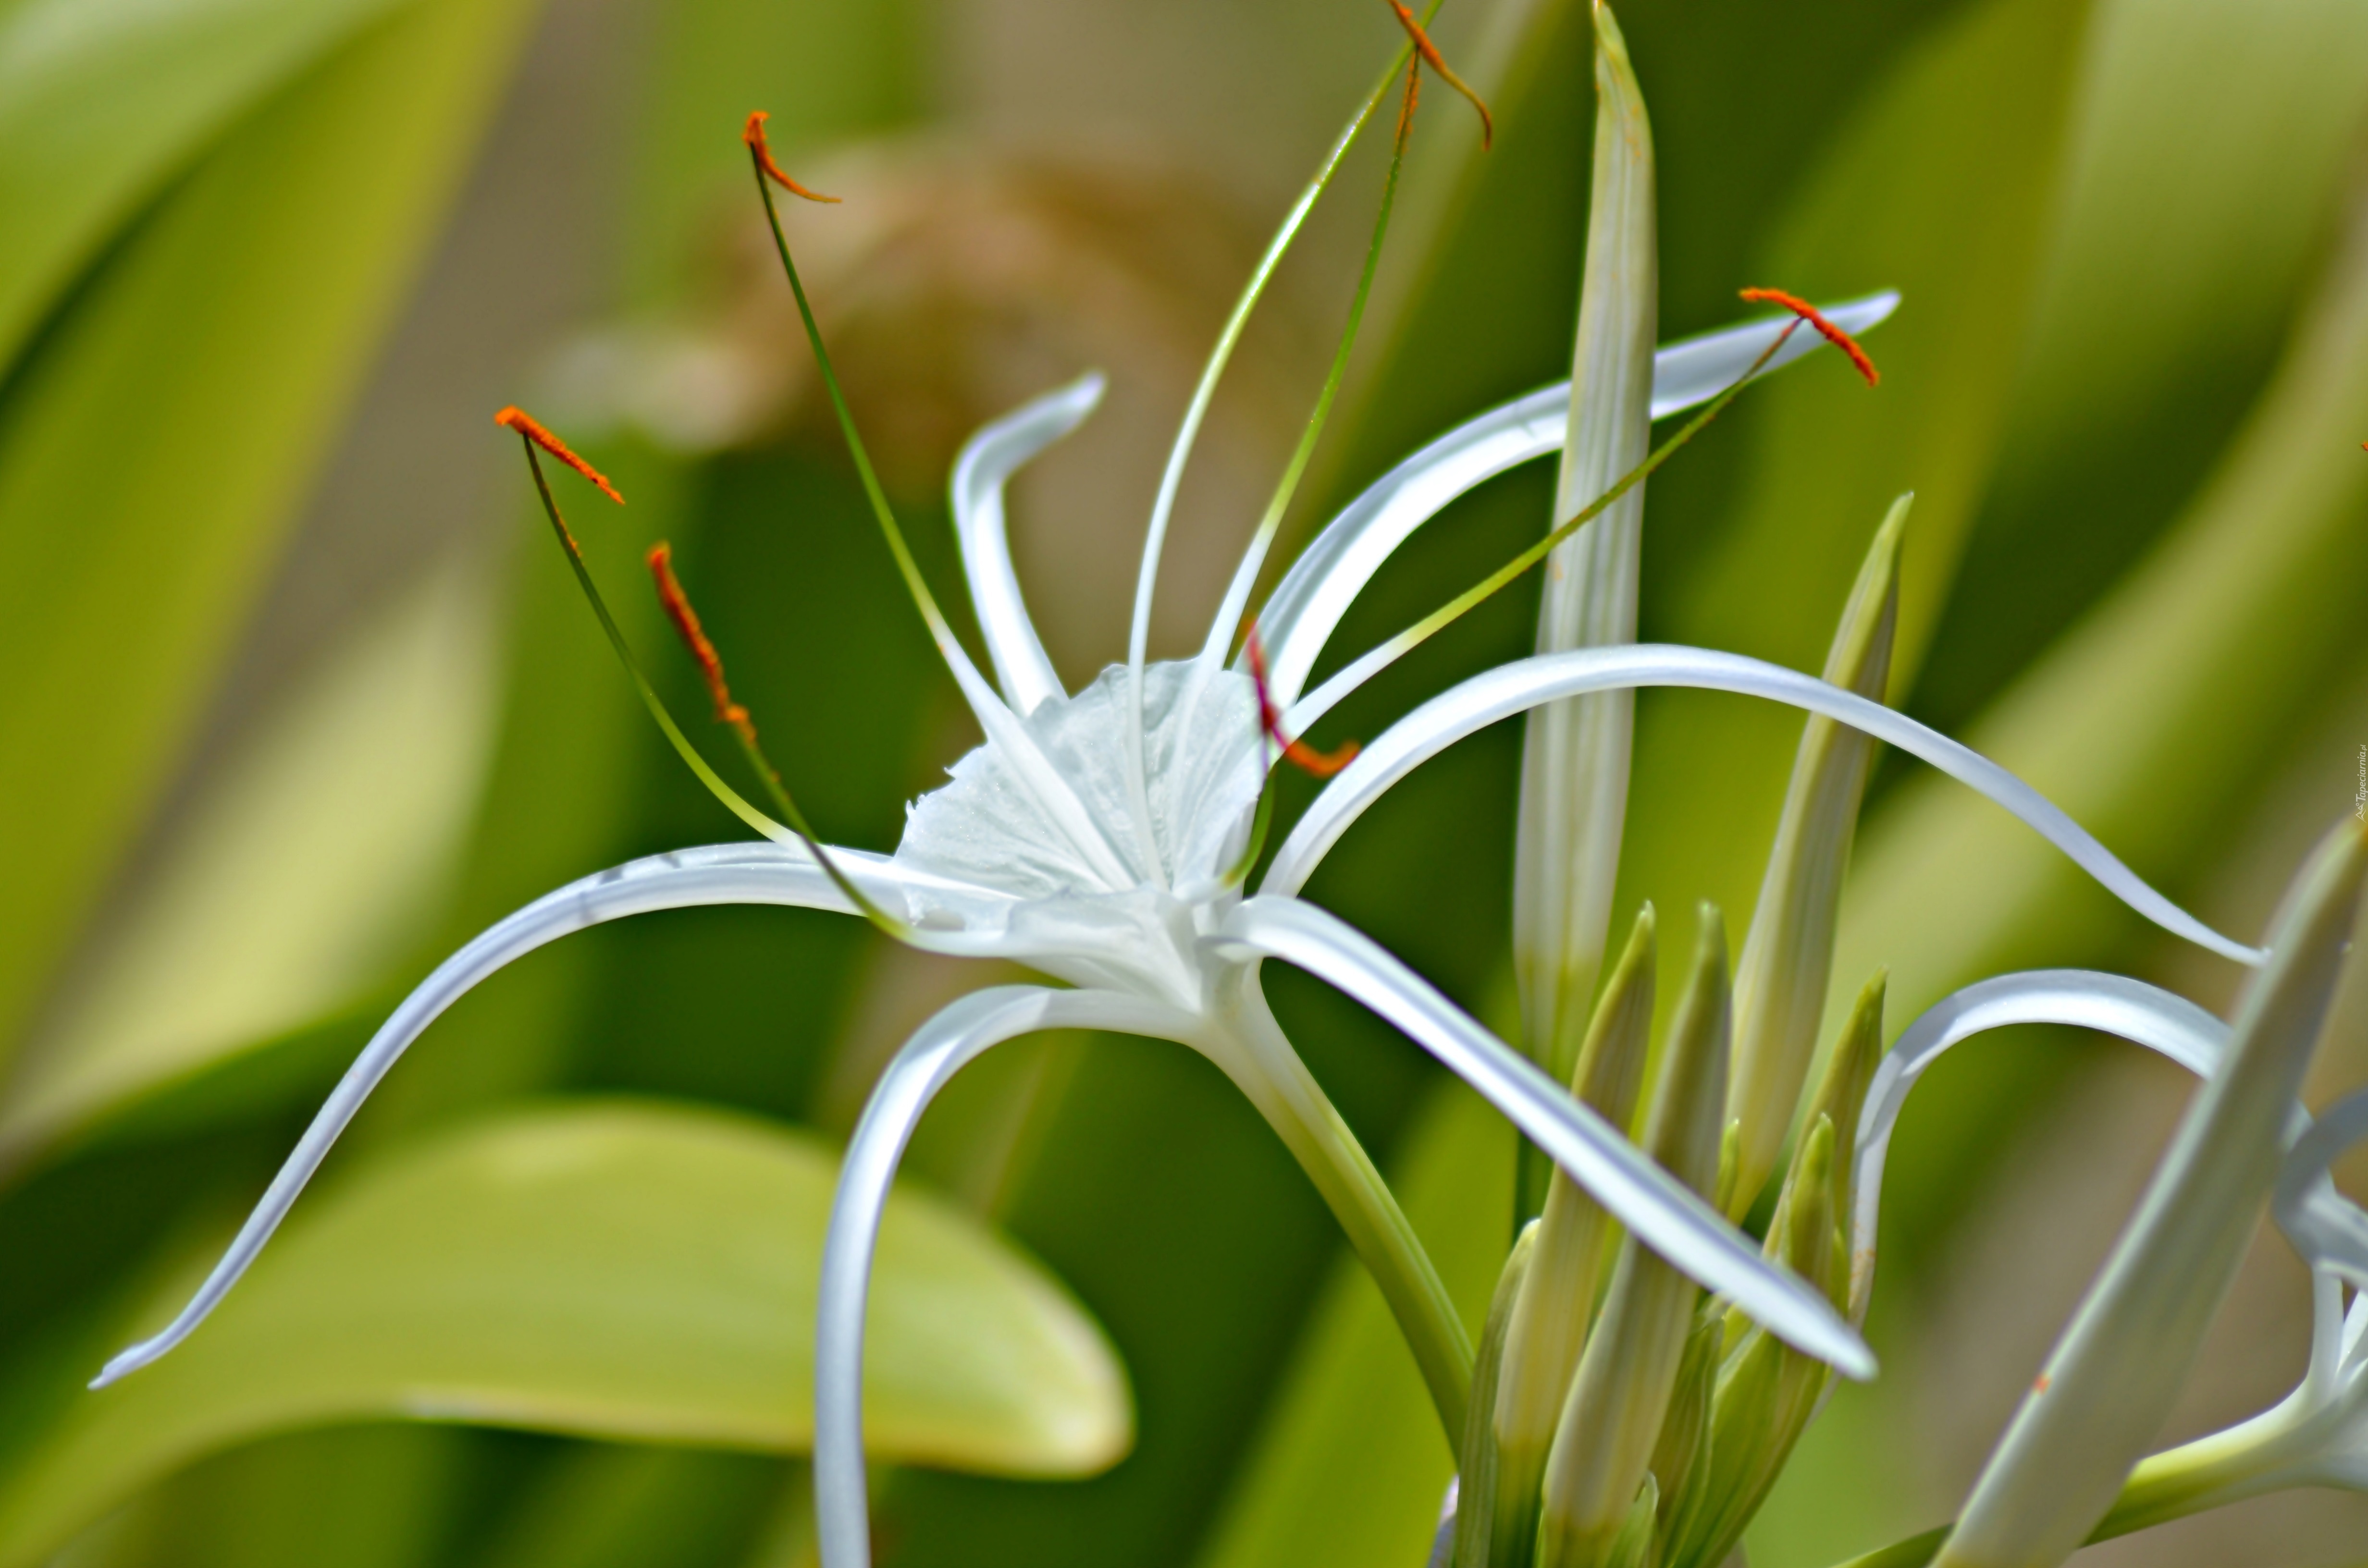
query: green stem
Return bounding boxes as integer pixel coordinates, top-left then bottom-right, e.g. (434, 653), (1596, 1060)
(749, 160), (967, 670)
(1220, 976), (1473, 1439)
(1820, 1435), (2294, 1568)
(1209, 49), (1427, 664)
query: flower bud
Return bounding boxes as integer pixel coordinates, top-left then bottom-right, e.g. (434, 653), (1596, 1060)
(1513, 0), (1657, 1117)
(1451, 1220), (1542, 1568)
(1726, 496), (1907, 1218)
(1536, 906), (1729, 1568)
(1490, 906), (1659, 1565)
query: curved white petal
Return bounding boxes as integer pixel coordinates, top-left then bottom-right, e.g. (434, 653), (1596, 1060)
(2277, 1086), (2368, 1292)
(87, 841), (994, 1389)
(950, 373), (1103, 714)
(1847, 969), (2229, 1322)
(816, 985), (1201, 1568)
(1211, 895), (1873, 1379)
(1261, 645), (2262, 968)
(1240, 293), (1899, 704)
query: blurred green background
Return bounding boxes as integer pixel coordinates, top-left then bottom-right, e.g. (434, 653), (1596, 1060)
(4, 0), (2368, 1564)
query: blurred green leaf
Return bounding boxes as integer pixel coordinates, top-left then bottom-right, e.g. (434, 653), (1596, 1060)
(1834, 185), (2368, 1161)
(1190, 1078), (1511, 1568)
(0, 0), (540, 1071)
(52, 1424), (467, 1568)
(0, 562), (500, 1167)
(0, 0), (414, 365)
(1915, 0), (2368, 729)
(1616, 0), (2091, 1009)
(0, 1101), (1131, 1567)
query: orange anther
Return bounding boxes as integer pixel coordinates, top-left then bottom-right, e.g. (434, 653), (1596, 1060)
(2034, 1373), (2052, 1394)
(1738, 288), (1880, 387)
(494, 406), (625, 504)
(1246, 628), (1363, 780)
(743, 111), (841, 204)
(1388, 1), (1493, 148)
(648, 542), (756, 746)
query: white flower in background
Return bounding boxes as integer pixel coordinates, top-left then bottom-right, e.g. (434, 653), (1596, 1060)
(81, 17), (2272, 1568)
(1820, 820), (2368, 1568)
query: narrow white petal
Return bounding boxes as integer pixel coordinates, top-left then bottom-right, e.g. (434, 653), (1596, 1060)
(87, 843), (969, 1390)
(2276, 1086), (2368, 1292)
(816, 986), (1202, 1568)
(1211, 895), (1873, 1379)
(1243, 294), (1899, 709)
(950, 374), (1101, 714)
(1261, 645), (2261, 967)
(1848, 969), (2230, 1322)
(1938, 821), (2365, 1568)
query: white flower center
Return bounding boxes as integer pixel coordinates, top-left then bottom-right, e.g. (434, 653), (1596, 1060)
(890, 661), (1267, 1007)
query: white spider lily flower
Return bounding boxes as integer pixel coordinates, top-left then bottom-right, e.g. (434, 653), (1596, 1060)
(2087, 1088), (2368, 1539)
(1932, 818), (2366, 1568)
(82, 312), (1915, 1392)
(80, 100), (2263, 1568)
(1829, 960), (2368, 1565)
(1514, 0), (1657, 1100)
(2097, 1143), (2368, 1536)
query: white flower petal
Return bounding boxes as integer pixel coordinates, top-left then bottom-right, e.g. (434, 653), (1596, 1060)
(1938, 820), (2365, 1568)
(950, 373), (1102, 715)
(1242, 294), (1899, 710)
(88, 842), (972, 1390)
(1261, 645), (2261, 967)
(1211, 895), (1873, 1379)
(2275, 1085), (2368, 1293)
(816, 985), (1205, 1568)
(1849, 969), (2230, 1322)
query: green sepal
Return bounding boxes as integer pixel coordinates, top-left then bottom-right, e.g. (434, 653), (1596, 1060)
(1648, 1300), (1727, 1562)
(1671, 1117), (1843, 1568)
(1496, 906), (1658, 1568)
(1601, 1474), (1659, 1568)
(1536, 907), (1729, 1568)
(1451, 1221), (1542, 1568)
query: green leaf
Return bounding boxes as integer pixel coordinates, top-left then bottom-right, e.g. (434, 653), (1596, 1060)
(0, 0), (541, 1072)
(1832, 181), (2368, 1125)
(0, 1101), (1130, 1567)
(1616, 0), (2091, 1014)
(0, 0), (415, 367)
(0, 563), (500, 1167)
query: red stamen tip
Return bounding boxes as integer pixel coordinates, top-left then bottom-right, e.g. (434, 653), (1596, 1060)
(1388, 0), (1494, 148)
(648, 541), (756, 745)
(1246, 627), (1362, 780)
(1738, 288), (1879, 386)
(742, 110), (841, 204)
(495, 406), (625, 503)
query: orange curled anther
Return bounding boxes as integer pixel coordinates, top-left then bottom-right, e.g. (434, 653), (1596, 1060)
(648, 541), (756, 745)
(743, 111), (841, 204)
(494, 406), (625, 504)
(1738, 288), (1880, 387)
(1246, 628), (1363, 780)
(1388, 0), (1493, 148)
